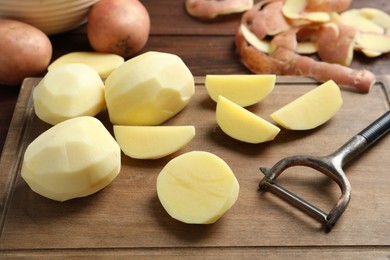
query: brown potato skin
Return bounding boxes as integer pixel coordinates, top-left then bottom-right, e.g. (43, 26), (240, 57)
(0, 19), (52, 86)
(87, 0), (150, 58)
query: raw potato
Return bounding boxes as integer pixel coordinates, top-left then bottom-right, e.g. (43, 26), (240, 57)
(113, 125), (195, 159)
(87, 0), (150, 58)
(157, 151), (239, 224)
(0, 19), (52, 86)
(205, 74), (275, 107)
(48, 52), (124, 78)
(33, 63), (105, 125)
(340, 8), (388, 34)
(105, 51), (195, 126)
(21, 116), (121, 202)
(271, 80), (343, 130)
(216, 96), (280, 143)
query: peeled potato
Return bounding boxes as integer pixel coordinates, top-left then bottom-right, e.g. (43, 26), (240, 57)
(216, 96), (280, 143)
(271, 80), (343, 130)
(113, 125), (195, 159)
(48, 52), (124, 78)
(33, 63), (105, 125)
(105, 51), (195, 126)
(21, 116), (121, 202)
(157, 151), (239, 224)
(205, 74), (275, 107)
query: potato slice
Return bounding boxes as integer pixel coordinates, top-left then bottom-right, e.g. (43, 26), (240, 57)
(216, 96), (280, 143)
(113, 125), (195, 159)
(33, 63), (105, 125)
(105, 51), (195, 126)
(157, 151), (239, 224)
(21, 116), (121, 202)
(271, 80), (343, 130)
(48, 52), (125, 78)
(205, 74), (275, 107)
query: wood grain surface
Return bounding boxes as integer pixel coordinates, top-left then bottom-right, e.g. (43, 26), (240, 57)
(1, 0), (390, 258)
(0, 76), (389, 258)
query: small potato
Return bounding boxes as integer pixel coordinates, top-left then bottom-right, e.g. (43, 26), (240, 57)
(87, 0), (150, 58)
(33, 63), (105, 125)
(0, 19), (52, 86)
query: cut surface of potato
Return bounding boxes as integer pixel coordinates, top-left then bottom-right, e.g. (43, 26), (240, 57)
(216, 96), (280, 143)
(48, 52), (125, 78)
(113, 125), (195, 159)
(205, 74), (275, 107)
(271, 80), (343, 130)
(21, 116), (121, 202)
(33, 63), (105, 125)
(105, 51), (195, 126)
(157, 151), (239, 224)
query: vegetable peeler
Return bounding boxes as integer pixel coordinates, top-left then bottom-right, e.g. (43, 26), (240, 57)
(259, 110), (390, 232)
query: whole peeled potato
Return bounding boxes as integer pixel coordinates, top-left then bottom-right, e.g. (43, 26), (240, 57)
(0, 19), (52, 86)
(87, 0), (150, 58)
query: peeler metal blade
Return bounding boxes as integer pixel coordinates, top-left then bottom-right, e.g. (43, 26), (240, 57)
(259, 110), (390, 232)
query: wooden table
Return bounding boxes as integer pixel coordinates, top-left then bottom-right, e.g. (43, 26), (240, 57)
(1, 0), (390, 258)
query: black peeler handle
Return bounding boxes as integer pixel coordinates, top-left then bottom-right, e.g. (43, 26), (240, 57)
(259, 109), (390, 232)
(358, 110), (390, 146)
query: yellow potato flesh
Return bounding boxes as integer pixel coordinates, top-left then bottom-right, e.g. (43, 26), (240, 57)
(33, 63), (105, 125)
(271, 80), (343, 130)
(113, 125), (195, 159)
(240, 24), (271, 53)
(205, 74), (275, 107)
(157, 151), (239, 224)
(48, 52), (125, 78)
(356, 32), (390, 53)
(21, 116), (121, 202)
(340, 9), (387, 34)
(105, 51), (195, 126)
(216, 96), (280, 143)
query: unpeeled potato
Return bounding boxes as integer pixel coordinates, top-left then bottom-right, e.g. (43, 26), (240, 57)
(87, 0), (150, 58)
(0, 19), (52, 86)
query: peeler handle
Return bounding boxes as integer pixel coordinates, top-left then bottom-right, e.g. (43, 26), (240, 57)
(358, 110), (390, 146)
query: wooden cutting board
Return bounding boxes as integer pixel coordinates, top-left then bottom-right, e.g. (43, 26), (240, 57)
(0, 76), (389, 255)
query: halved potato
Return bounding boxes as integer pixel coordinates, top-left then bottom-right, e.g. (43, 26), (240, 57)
(157, 151), (239, 224)
(113, 125), (195, 159)
(216, 96), (280, 143)
(271, 80), (343, 130)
